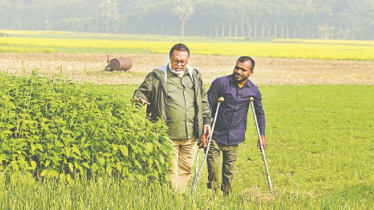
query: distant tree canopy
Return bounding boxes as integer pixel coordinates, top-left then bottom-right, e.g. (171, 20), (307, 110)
(0, 0), (373, 40)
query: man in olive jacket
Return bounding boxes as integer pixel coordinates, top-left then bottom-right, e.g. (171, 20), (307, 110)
(133, 43), (211, 193)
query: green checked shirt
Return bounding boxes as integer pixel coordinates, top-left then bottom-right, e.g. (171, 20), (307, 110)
(165, 67), (195, 139)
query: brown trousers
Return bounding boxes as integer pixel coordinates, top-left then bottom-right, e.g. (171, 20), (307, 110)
(207, 139), (239, 193)
(169, 137), (197, 193)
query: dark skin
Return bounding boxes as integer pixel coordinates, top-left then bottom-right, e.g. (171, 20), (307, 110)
(233, 60), (268, 150)
(192, 60), (269, 150)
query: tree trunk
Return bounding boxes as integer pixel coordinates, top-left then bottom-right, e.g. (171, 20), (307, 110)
(181, 20), (185, 36)
(235, 23), (238, 38)
(254, 23), (258, 38)
(281, 25), (284, 39)
(352, 23), (355, 40)
(274, 23), (277, 39)
(106, 20), (109, 33)
(338, 24), (342, 40)
(266, 24), (271, 38)
(222, 22), (225, 37)
(229, 21), (232, 37)
(247, 23), (252, 38)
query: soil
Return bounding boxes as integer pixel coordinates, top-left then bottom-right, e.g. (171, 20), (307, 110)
(1, 53), (373, 85)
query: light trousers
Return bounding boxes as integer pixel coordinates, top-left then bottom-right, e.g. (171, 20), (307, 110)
(169, 137), (197, 193)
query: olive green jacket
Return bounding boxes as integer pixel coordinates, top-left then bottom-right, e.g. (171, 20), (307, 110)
(133, 64), (211, 138)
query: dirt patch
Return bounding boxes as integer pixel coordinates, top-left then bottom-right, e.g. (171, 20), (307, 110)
(1, 53), (373, 85)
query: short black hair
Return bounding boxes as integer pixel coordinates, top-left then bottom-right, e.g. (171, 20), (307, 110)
(237, 56), (255, 71)
(169, 43), (190, 58)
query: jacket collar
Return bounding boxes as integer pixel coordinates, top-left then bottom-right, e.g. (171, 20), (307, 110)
(158, 63), (194, 83)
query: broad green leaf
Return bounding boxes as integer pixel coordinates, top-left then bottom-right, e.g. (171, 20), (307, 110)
(51, 156), (61, 163)
(116, 132), (123, 140)
(11, 161), (19, 170)
(30, 144), (36, 152)
(99, 157), (105, 166)
(6, 124), (15, 130)
(112, 144), (118, 152)
(55, 140), (64, 148)
(148, 159), (154, 170)
(66, 174), (73, 184)
(36, 144), (44, 152)
(65, 147), (71, 157)
(30, 161), (37, 169)
(119, 145), (128, 157)
(82, 162), (90, 169)
(91, 163), (99, 172)
(83, 150), (91, 159)
(50, 170), (59, 177)
(159, 155), (165, 165)
(146, 143), (153, 153)
(40, 169), (47, 177)
(116, 162), (122, 171)
(129, 120), (134, 128)
(15, 142), (27, 149)
(134, 160), (142, 169)
(68, 162), (74, 172)
(135, 174), (144, 181)
(106, 166), (112, 176)
(72, 145), (81, 156)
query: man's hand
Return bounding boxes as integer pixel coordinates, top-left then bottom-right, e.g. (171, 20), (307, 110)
(131, 97), (151, 105)
(198, 124), (212, 148)
(257, 135), (268, 150)
(199, 132), (208, 148)
(203, 124), (212, 138)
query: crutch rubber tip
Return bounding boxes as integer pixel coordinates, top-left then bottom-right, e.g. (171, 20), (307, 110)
(249, 97), (254, 102)
(217, 97), (224, 102)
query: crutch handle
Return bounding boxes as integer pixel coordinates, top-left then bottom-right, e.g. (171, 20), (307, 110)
(217, 97), (225, 102)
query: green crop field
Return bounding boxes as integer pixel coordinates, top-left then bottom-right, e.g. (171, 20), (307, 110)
(0, 30), (373, 209)
(1, 82), (373, 209)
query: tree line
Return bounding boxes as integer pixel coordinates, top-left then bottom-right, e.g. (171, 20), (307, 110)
(1, 0), (373, 40)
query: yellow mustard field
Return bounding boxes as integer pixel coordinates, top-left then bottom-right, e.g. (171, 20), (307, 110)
(273, 39), (374, 46)
(1, 36), (374, 61)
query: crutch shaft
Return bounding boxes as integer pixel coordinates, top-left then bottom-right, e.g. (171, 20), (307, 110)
(191, 97), (224, 195)
(250, 97), (273, 193)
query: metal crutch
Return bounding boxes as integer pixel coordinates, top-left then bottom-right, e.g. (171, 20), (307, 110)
(191, 96), (225, 195)
(249, 97), (274, 193)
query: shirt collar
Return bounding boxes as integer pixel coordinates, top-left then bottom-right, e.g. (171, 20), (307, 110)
(229, 74), (250, 88)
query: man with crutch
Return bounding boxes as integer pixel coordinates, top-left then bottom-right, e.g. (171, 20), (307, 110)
(206, 56), (268, 196)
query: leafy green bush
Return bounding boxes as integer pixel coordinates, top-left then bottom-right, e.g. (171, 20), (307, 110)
(0, 71), (173, 182)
